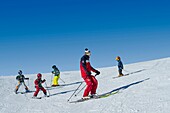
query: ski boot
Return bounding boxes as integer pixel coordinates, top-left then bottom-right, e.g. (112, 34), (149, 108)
(25, 88), (30, 93)
(90, 94), (99, 99)
(51, 84), (60, 87)
(14, 89), (18, 94)
(118, 74), (124, 77)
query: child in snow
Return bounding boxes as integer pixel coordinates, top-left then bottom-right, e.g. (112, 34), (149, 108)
(51, 65), (60, 86)
(33, 73), (47, 97)
(15, 70), (29, 94)
(80, 48), (100, 99)
(115, 56), (124, 77)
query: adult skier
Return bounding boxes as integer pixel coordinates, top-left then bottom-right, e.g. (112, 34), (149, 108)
(51, 65), (60, 86)
(15, 70), (29, 94)
(33, 73), (47, 98)
(80, 48), (100, 99)
(115, 56), (124, 77)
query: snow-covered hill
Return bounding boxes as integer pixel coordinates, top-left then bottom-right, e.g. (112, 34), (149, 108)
(0, 58), (170, 113)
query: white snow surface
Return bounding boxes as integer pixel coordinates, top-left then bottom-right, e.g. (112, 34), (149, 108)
(0, 57), (170, 113)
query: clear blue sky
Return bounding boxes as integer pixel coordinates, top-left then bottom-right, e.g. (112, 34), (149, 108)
(0, 0), (170, 76)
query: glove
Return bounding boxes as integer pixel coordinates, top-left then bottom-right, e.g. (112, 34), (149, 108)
(25, 78), (29, 80)
(86, 71), (91, 76)
(16, 76), (19, 80)
(96, 70), (100, 75)
(42, 79), (46, 82)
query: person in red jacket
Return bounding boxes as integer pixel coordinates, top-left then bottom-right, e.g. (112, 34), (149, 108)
(33, 73), (47, 97)
(80, 48), (100, 99)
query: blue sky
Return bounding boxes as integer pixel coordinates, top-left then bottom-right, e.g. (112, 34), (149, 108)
(0, 0), (170, 76)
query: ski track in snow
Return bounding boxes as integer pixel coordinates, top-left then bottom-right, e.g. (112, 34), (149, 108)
(0, 57), (170, 113)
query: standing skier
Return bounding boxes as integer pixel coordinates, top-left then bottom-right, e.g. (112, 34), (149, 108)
(51, 65), (60, 86)
(115, 56), (124, 77)
(80, 48), (100, 99)
(33, 73), (47, 98)
(15, 70), (29, 94)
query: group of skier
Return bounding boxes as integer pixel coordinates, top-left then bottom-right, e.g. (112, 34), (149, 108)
(14, 48), (124, 99)
(15, 65), (60, 98)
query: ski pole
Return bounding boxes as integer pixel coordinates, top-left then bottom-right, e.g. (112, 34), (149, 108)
(74, 84), (86, 97)
(67, 81), (84, 102)
(50, 74), (53, 86)
(45, 81), (51, 96)
(60, 77), (65, 83)
(123, 69), (129, 73)
(74, 74), (98, 97)
(28, 79), (29, 87)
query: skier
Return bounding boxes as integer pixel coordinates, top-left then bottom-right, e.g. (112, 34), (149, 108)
(80, 48), (100, 99)
(51, 65), (60, 86)
(33, 73), (47, 98)
(15, 70), (29, 94)
(115, 56), (124, 77)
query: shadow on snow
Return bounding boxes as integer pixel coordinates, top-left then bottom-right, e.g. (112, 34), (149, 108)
(100, 78), (150, 97)
(125, 69), (146, 75)
(46, 81), (82, 91)
(113, 69), (147, 79)
(49, 90), (76, 97)
(48, 82), (83, 97)
(60, 81), (83, 87)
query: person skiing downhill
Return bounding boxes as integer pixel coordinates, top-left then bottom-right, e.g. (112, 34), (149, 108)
(51, 65), (60, 86)
(80, 48), (100, 99)
(115, 56), (124, 77)
(15, 70), (29, 94)
(33, 73), (47, 98)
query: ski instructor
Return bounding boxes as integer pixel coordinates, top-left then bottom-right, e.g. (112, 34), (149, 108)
(80, 48), (100, 99)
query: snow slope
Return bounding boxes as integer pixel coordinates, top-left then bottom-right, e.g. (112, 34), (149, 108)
(0, 57), (170, 113)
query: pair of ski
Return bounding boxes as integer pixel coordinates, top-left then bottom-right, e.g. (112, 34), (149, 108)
(112, 73), (129, 79)
(20, 91), (33, 94)
(15, 90), (33, 94)
(69, 90), (119, 103)
(45, 85), (63, 89)
(31, 95), (50, 99)
(18, 91), (50, 99)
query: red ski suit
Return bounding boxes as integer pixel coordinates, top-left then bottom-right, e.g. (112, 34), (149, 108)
(80, 55), (98, 97)
(33, 78), (47, 96)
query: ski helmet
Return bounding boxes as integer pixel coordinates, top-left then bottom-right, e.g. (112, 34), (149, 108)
(52, 65), (56, 69)
(37, 73), (42, 78)
(18, 70), (22, 75)
(116, 56), (121, 61)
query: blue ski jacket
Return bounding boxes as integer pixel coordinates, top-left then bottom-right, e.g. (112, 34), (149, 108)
(118, 60), (124, 70)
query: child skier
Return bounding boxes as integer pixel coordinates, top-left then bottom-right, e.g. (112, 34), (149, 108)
(15, 70), (29, 94)
(51, 65), (60, 86)
(116, 56), (124, 77)
(80, 48), (100, 99)
(33, 73), (47, 98)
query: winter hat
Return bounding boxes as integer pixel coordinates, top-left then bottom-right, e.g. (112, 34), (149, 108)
(18, 70), (22, 75)
(116, 56), (121, 61)
(37, 73), (42, 78)
(85, 48), (91, 55)
(52, 65), (57, 69)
